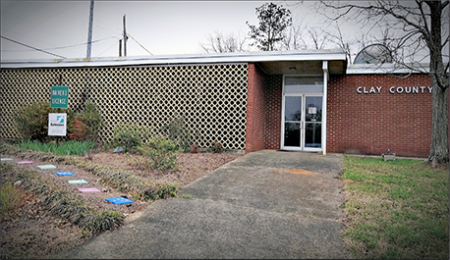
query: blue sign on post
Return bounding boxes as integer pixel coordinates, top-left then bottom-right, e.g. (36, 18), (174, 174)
(50, 86), (69, 108)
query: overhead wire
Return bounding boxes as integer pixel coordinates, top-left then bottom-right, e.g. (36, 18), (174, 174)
(2, 36), (118, 52)
(1, 35), (66, 59)
(95, 40), (119, 57)
(127, 33), (153, 55)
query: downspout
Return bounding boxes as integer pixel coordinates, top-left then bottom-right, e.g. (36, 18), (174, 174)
(322, 61), (328, 155)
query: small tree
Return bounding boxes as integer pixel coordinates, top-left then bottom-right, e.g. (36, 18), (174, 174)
(247, 2), (292, 51)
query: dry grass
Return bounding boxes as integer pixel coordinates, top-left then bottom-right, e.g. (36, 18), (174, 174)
(1, 161), (124, 235)
(1, 143), (180, 201)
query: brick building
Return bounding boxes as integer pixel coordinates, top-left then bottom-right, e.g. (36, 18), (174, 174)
(1, 50), (433, 157)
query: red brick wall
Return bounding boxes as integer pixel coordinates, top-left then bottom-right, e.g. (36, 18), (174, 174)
(264, 75), (283, 149)
(245, 63), (266, 153)
(327, 74), (432, 157)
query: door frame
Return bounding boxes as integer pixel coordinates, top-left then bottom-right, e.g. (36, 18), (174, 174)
(281, 93), (323, 151)
(280, 73), (327, 152)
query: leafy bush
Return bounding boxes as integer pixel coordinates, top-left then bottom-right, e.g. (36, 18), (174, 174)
(14, 101), (74, 142)
(211, 141), (224, 153)
(82, 100), (103, 140)
(161, 117), (195, 153)
(69, 100), (103, 141)
(137, 135), (178, 172)
(69, 115), (88, 141)
(111, 123), (151, 152)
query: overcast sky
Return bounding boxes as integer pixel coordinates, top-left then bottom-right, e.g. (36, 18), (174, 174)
(2, 1), (361, 60)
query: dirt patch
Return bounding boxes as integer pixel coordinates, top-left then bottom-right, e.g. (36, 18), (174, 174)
(1, 150), (242, 259)
(1, 190), (85, 259)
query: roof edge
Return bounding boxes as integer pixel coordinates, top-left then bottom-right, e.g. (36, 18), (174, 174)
(347, 63), (429, 74)
(1, 50), (347, 69)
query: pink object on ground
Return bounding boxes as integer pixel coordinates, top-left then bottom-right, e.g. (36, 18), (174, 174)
(77, 188), (101, 193)
(16, 161), (34, 165)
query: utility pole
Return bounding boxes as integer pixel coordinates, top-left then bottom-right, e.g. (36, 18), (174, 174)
(119, 39), (122, 57)
(123, 14), (128, 57)
(86, 0), (94, 58)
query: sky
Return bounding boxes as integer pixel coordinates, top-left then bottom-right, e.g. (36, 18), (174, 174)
(1, 0), (356, 60)
(2, 1), (440, 62)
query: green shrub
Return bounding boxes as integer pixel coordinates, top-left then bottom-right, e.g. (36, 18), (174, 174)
(211, 141), (224, 153)
(111, 123), (151, 152)
(69, 100), (103, 141)
(82, 100), (103, 140)
(161, 117), (195, 153)
(138, 135), (178, 173)
(14, 101), (74, 142)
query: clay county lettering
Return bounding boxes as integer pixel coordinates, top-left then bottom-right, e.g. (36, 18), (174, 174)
(50, 86), (69, 108)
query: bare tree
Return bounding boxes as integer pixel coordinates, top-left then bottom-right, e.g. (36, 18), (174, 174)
(318, 0), (449, 164)
(282, 22), (333, 51)
(308, 28), (329, 50)
(324, 21), (352, 62)
(200, 31), (247, 53)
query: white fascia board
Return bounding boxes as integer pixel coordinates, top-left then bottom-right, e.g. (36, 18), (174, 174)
(1, 50), (347, 69)
(347, 63), (429, 74)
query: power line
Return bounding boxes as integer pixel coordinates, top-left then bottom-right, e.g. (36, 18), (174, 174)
(127, 33), (153, 55)
(1, 35), (66, 59)
(95, 40), (119, 57)
(2, 36), (118, 52)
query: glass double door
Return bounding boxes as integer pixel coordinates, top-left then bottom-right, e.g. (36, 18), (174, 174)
(283, 94), (322, 150)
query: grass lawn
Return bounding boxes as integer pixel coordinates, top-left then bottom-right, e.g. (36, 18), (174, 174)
(341, 156), (449, 259)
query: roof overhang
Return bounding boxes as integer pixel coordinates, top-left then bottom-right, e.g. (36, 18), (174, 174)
(347, 63), (430, 74)
(1, 50), (348, 74)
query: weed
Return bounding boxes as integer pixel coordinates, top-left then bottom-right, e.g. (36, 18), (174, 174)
(143, 183), (180, 201)
(102, 142), (111, 151)
(210, 141), (223, 153)
(0, 181), (23, 217)
(178, 194), (192, 199)
(190, 144), (199, 153)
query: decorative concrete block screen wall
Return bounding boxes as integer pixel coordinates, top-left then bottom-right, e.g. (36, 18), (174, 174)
(1, 63), (249, 150)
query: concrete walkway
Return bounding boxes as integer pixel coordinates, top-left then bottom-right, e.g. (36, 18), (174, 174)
(62, 150), (347, 259)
